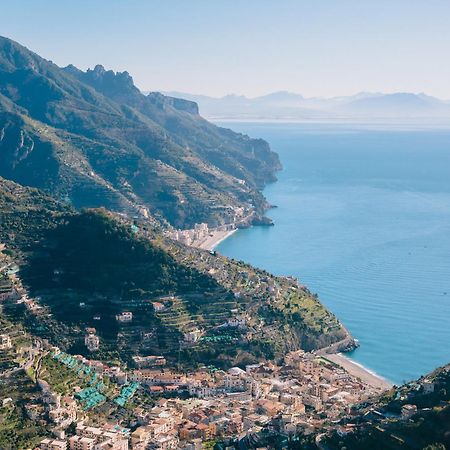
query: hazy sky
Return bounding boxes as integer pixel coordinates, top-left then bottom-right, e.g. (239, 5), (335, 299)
(2, 0), (450, 98)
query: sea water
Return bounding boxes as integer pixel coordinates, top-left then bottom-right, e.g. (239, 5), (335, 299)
(216, 122), (450, 385)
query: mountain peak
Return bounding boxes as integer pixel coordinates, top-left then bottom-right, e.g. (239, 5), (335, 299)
(67, 64), (139, 98)
(86, 64), (134, 86)
(0, 36), (280, 228)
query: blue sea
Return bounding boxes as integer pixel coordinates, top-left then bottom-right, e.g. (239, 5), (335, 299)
(216, 122), (450, 385)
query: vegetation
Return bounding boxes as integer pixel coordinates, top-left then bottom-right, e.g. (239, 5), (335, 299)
(0, 36), (280, 228)
(0, 370), (49, 449)
(0, 177), (347, 367)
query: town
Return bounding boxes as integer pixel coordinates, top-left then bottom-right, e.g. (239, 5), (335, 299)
(5, 340), (392, 450)
(167, 221), (237, 250)
(0, 249), (398, 450)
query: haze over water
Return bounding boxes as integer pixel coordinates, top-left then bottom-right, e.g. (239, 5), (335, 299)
(216, 122), (450, 385)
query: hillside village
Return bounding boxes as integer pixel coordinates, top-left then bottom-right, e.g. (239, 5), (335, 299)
(0, 248), (396, 450)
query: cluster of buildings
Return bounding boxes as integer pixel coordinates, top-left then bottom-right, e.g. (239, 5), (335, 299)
(165, 205), (248, 248)
(167, 223), (211, 247)
(28, 343), (389, 449)
(167, 221), (238, 248)
(0, 237), (361, 449)
(51, 350), (385, 448)
(123, 349), (385, 446)
(0, 252), (21, 303)
(38, 424), (130, 450)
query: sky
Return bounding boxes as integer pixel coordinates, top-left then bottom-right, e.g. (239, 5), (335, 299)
(2, 0), (450, 98)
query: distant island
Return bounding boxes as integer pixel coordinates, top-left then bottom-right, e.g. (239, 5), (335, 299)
(161, 90), (450, 122)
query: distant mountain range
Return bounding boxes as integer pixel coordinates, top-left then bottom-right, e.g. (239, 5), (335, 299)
(161, 90), (450, 121)
(0, 36), (280, 229)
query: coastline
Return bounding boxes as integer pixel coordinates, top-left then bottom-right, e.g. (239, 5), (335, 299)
(323, 353), (393, 391)
(193, 184), (392, 394)
(196, 228), (238, 251)
(202, 226), (392, 393)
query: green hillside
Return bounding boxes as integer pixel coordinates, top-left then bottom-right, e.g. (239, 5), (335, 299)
(0, 177), (348, 368)
(0, 36), (280, 228)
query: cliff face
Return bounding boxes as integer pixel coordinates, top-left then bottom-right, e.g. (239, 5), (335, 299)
(0, 36), (280, 228)
(65, 62), (281, 189)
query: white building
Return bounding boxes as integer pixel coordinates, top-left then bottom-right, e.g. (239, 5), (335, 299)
(72, 424), (129, 450)
(422, 379), (435, 393)
(183, 329), (202, 343)
(226, 315), (247, 328)
(84, 334), (99, 352)
(116, 312), (133, 323)
(0, 334), (12, 350)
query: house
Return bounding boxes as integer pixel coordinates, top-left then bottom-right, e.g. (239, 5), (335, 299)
(84, 334), (99, 352)
(2, 398), (12, 407)
(188, 382), (220, 398)
(68, 435), (95, 450)
(135, 417), (174, 441)
(196, 422), (210, 439)
(131, 426), (152, 448)
(184, 329), (202, 343)
(153, 434), (179, 449)
(48, 396), (77, 427)
(226, 315), (247, 328)
(70, 425), (129, 450)
(401, 404), (417, 419)
(152, 302), (166, 312)
(182, 439), (203, 450)
(243, 413), (270, 431)
(116, 312), (133, 322)
(421, 379), (435, 393)
(39, 439), (67, 450)
(149, 386), (164, 394)
(129, 370), (186, 386)
(256, 399), (285, 417)
(0, 334), (12, 350)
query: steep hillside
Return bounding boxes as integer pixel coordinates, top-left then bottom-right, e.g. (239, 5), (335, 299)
(66, 64), (280, 188)
(0, 178), (349, 367)
(0, 36), (280, 228)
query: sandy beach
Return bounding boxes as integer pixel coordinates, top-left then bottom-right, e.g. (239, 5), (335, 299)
(196, 228), (238, 251)
(323, 353), (393, 391)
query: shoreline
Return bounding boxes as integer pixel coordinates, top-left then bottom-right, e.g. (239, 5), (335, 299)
(323, 352), (393, 391)
(196, 228), (238, 251)
(201, 226), (392, 393)
(194, 199), (393, 394)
